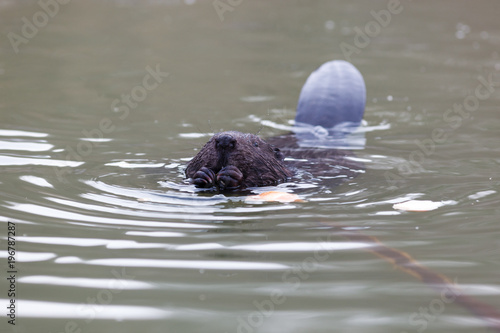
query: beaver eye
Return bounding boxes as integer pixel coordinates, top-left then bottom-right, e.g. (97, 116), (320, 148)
(253, 142), (259, 147)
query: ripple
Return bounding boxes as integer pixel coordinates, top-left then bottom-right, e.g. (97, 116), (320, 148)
(19, 175), (54, 188)
(0, 129), (48, 137)
(230, 241), (372, 252)
(55, 257), (289, 270)
(0, 155), (83, 167)
(125, 231), (185, 237)
(468, 190), (496, 200)
(12, 299), (170, 319)
(105, 161), (166, 168)
(19, 275), (154, 289)
(0, 251), (56, 262)
(0, 140), (53, 151)
(8, 203), (220, 227)
(240, 95), (275, 102)
(172, 241), (372, 252)
(18, 236), (168, 249)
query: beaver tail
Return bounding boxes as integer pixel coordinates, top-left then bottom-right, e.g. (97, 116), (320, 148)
(296, 60), (366, 131)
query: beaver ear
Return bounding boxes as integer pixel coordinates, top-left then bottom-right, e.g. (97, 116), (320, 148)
(274, 147), (285, 161)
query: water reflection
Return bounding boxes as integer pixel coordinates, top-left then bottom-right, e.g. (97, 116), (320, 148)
(17, 300), (170, 320)
(19, 275), (153, 290)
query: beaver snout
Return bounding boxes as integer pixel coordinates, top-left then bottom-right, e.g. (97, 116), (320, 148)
(215, 134), (236, 151)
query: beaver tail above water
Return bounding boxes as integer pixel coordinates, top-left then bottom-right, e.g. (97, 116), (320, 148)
(295, 60), (366, 131)
(185, 60), (366, 191)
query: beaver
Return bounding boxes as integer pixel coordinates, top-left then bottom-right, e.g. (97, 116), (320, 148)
(185, 131), (293, 190)
(185, 60), (366, 191)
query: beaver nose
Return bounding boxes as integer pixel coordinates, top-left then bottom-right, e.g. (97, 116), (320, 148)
(216, 134), (236, 150)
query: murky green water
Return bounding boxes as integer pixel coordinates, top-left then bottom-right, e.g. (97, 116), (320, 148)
(1, 1), (500, 332)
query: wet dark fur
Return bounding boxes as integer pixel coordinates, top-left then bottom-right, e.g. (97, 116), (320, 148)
(266, 134), (364, 183)
(185, 131), (293, 190)
(185, 131), (364, 191)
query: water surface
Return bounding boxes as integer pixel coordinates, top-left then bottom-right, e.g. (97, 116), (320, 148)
(1, 1), (500, 333)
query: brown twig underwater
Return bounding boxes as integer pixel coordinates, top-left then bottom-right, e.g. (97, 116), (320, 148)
(321, 221), (500, 332)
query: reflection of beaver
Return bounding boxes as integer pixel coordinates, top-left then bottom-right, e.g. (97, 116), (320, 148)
(185, 60), (366, 191)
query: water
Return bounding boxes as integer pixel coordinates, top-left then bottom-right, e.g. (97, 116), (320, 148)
(1, 1), (500, 332)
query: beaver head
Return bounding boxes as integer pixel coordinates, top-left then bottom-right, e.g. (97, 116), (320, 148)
(185, 131), (293, 190)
